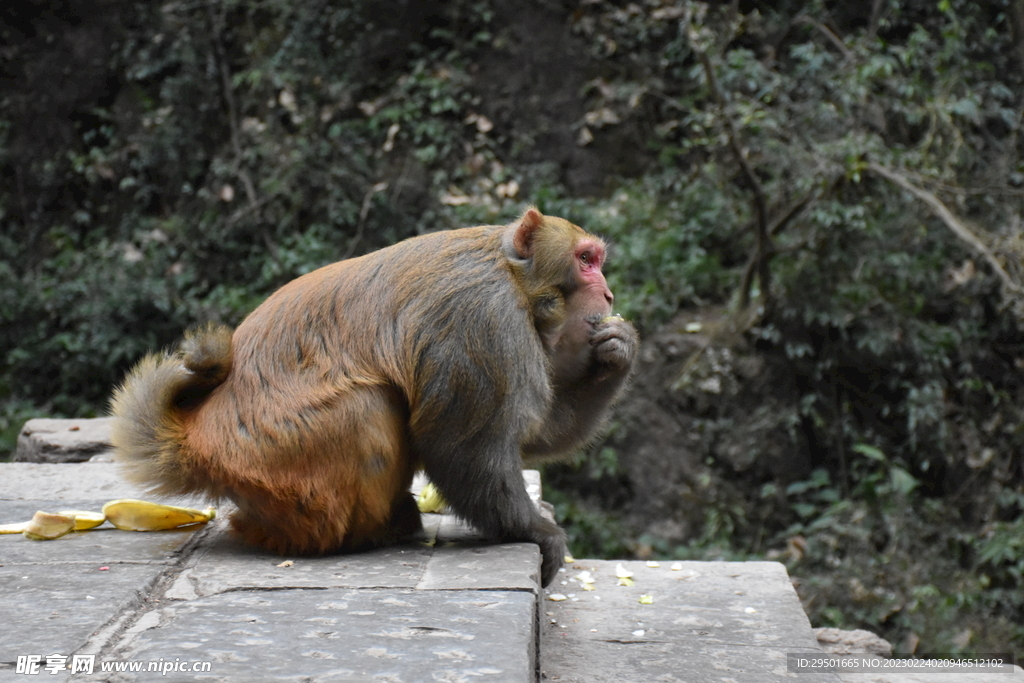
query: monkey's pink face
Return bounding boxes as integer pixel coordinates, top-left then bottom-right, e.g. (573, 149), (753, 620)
(574, 238), (614, 319)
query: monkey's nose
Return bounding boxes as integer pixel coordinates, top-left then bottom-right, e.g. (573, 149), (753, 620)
(605, 289), (614, 305)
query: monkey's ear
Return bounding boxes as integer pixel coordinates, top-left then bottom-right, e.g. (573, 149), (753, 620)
(512, 207), (544, 259)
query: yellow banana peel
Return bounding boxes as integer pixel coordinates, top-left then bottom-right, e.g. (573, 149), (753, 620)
(102, 499), (216, 531)
(2, 510), (104, 535)
(1, 501), (215, 538)
(23, 511), (77, 540)
(0, 521), (28, 534)
(58, 510), (107, 531)
(416, 482), (448, 513)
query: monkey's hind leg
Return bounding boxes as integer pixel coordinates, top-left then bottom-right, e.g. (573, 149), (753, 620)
(226, 385), (421, 556)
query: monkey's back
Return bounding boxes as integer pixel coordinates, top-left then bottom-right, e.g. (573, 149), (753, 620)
(184, 225), (550, 472)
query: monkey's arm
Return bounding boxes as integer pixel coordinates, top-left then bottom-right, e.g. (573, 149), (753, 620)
(419, 427), (568, 586)
(408, 305), (569, 587)
(522, 316), (638, 461)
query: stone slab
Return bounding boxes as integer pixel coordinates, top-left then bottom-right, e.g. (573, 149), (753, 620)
(540, 560), (841, 683)
(0, 462), (868, 683)
(0, 563), (163, 665)
(815, 627), (892, 656)
(14, 418), (115, 463)
(812, 629), (1023, 683)
(0, 463), (546, 683)
(165, 515), (541, 599)
(0, 462), (202, 505)
(416, 541), (542, 591)
(164, 523), (435, 598)
(107, 588), (536, 682)
(838, 668), (1023, 683)
(0, 494), (214, 676)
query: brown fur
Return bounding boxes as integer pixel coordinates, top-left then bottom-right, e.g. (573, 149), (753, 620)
(110, 209), (637, 586)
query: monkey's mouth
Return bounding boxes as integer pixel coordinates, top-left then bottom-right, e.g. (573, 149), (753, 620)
(586, 313), (622, 326)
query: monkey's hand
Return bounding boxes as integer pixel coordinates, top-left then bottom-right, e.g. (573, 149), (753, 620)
(590, 315), (638, 371)
(531, 518), (569, 588)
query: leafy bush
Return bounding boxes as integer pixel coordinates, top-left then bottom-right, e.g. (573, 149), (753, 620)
(540, 0), (1024, 654)
(0, 0), (493, 451)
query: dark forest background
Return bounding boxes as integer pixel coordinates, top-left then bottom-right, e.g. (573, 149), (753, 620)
(2, 0), (1023, 656)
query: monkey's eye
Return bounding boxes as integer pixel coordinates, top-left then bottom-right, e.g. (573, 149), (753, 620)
(577, 243), (605, 270)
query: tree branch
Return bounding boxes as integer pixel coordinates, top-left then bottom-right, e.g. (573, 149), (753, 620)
(695, 49), (774, 310)
(1009, 0), (1024, 73)
(867, 162), (1022, 295)
(206, 1), (258, 208)
(867, 0), (886, 42)
(795, 15), (852, 60)
(737, 192), (816, 305)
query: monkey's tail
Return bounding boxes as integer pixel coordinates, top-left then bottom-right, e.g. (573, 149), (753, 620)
(110, 323), (233, 496)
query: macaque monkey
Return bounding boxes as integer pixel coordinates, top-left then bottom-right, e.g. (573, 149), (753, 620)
(110, 208), (637, 586)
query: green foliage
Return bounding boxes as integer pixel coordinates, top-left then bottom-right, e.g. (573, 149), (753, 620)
(546, 486), (633, 560)
(552, 0), (1024, 655)
(774, 475), (1024, 653)
(0, 0), (492, 437)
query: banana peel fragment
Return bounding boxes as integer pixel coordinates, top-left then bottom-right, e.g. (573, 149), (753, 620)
(24, 511), (77, 540)
(1, 501), (217, 540)
(416, 482), (448, 513)
(0, 521), (29, 534)
(102, 499), (216, 531)
(1, 510), (105, 536)
(59, 510), (108, 531)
